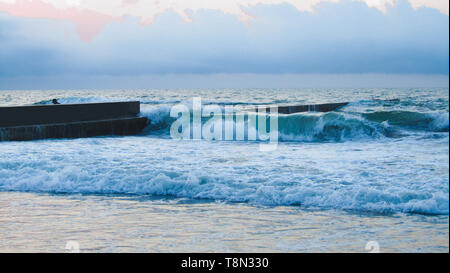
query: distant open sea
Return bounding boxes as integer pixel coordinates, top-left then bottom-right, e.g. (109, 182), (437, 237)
(0, 88), (448, 252)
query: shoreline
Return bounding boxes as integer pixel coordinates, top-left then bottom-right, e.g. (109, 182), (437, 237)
(1, 191), (448, 253)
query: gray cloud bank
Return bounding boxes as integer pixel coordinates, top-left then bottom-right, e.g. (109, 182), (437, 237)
(0, 0), (448, 88)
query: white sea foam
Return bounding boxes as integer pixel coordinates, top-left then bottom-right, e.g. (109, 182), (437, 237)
(0, 136), (448, 215)
(1, 89), (448, 215)
(34, 96), (115, 105)
(430, 112), (449, 131)
(139, 105), (449, 141)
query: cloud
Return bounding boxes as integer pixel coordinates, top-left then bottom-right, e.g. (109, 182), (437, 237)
(0, 0), (448, 41)
(0, 0), (448, 79)
(0, 0), (122, 41)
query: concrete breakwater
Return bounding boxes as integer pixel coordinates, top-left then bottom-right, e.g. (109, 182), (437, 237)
(0, 102), (148, 141)
(244, 102), (349, 114)
(276, 102), (349, 114)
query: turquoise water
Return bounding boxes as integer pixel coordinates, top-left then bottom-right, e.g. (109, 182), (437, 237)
(0, 88), (448, 252)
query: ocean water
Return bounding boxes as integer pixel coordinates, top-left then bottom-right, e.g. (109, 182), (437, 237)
(0, 88), (448, 252)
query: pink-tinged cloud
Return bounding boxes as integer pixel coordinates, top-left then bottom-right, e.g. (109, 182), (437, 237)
(0, 0), (448, 42)
(0, 0), (122, 42)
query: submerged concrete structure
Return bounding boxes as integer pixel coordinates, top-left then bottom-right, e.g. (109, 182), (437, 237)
(276, 102), (349, 114)
(246, 102), (349, 114)
(0, 101), (148, 141)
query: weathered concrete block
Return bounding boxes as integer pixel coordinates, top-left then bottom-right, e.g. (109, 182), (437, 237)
(0, 117), (148, 141)
(245, 102), (349, 114)
(0, 102), (148, 141)
(0, 101), (141, 127)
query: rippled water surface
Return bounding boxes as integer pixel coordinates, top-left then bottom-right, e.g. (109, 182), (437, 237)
(0, 88), (448, 252)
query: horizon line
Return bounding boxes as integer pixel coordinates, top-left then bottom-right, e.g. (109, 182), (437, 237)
(1, 73), (448, 90)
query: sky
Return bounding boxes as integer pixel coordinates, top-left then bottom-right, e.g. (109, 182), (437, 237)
(0, 0), (448, 89)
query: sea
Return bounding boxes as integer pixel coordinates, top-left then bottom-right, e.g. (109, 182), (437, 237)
(0, 88), (448, 252)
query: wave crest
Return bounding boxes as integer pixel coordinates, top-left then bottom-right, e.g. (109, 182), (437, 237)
(140, 107), (449, 141)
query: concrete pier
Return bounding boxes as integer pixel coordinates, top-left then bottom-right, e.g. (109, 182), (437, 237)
(0, 102), (148, 141)
(246, 102), (349, 114)
(276, 102), (349, 114)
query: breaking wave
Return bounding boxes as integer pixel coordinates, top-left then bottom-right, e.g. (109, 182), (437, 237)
(0, 149), (448, 215)
(140, 107), (449, 142)
(1, 92), (448, 216)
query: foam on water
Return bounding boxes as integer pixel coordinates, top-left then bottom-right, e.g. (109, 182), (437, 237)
(0, 88), (448, 215)
(138, 106), (448, 141)
(0, 135), (448, 215)
(34, 96), (115, 105)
